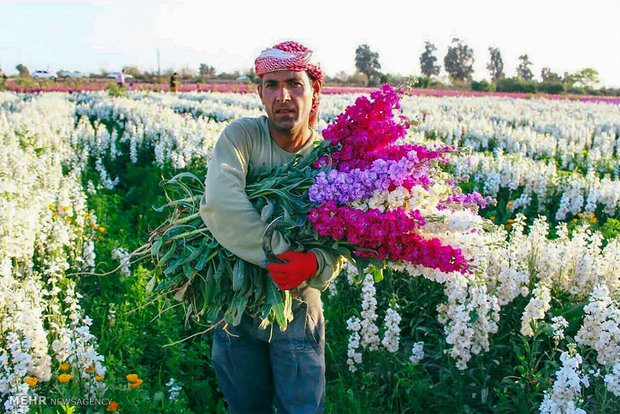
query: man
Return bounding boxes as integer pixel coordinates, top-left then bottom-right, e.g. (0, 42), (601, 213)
(169, 72), (179, 92)
(199, 41), (343, 414)
(115, 69), (126, 88)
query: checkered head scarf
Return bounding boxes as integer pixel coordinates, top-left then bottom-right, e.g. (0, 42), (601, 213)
(255, 41), (324, 128)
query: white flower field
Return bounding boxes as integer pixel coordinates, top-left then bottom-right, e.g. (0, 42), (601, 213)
(1, 90), (618, 413)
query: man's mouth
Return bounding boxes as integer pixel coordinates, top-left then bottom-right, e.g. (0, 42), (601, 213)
(275, 108), (295, 114)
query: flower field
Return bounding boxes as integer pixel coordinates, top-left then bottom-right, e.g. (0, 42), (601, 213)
(0, 89), (618, 413)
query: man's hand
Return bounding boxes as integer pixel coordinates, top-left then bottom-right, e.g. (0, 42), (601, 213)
(267, 251), (317, 290)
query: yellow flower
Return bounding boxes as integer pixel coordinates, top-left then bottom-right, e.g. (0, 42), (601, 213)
(87, 215), (93, 220)
(578, 213), (583, 217)
(48, 204), (55, 210)
(507, 201), (514, 206)
(572, 218), (578, 223)
(58, 374), (72, 383)
(106, 401), (119, 412)
(591, 217), (598, 223)
(53, 212), (58, 217)
(95, 375), (104, 381)
(61, 206), (69, 211)
(67, 217), (73, 223)
(126, 374), (139, 383)
(85, 365), (95, 374)
(128, 378), (143, 388)
(489, 216), (495, 221)
(507, 219), (515, 224)
(98, 226), (106, 233)
(25, 377), (38, 387)
(60, 363), (70, 371)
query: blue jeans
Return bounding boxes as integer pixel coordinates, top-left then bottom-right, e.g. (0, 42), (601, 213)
(212, 286), (325, 414)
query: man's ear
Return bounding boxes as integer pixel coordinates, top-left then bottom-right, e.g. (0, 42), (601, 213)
(257, 83), (264, 102)
(312, 79), (321, 95)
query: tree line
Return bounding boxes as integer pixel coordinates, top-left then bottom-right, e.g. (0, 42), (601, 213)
(4, 40), (618, 96)
(351, 39), (617, 96)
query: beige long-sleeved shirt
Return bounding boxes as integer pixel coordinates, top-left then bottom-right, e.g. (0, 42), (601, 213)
(199, 115), (343, 291)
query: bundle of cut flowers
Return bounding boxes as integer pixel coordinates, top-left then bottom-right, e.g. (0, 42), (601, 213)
(138, 84), (493, 331)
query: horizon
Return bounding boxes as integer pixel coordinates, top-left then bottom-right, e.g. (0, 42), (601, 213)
(1, 0), (619, 87)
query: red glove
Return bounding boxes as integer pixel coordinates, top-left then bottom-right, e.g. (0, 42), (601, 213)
(267, 251), (318, 290)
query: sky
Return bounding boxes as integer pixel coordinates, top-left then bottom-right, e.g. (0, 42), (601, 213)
(1, 0), (619, 87)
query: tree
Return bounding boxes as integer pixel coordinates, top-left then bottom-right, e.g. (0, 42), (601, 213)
(348, 70), (369, 87)
(334, 70), (349, 83)
(486, 47), (504, 84)
(199, 63), (216, 79)
(244, 68), (260, 84)
(15, 64), (30, 77)
(419, 41), (440, 78)
(443, 38), (474, 82)
(355, 44), (382, 86)
(179, 67), (197, 79)
(541, 67), (562, 82)
(573, 68), (600, 89)
(217, 70), (241, 80)
(517, 54), (534, 81)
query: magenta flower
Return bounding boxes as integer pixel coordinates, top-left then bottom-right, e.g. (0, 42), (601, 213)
(305, 83), (479, 276)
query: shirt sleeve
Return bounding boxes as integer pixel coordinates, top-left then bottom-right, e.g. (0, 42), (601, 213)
(199, 121), (290, 266)
(307, 247), (345, 291)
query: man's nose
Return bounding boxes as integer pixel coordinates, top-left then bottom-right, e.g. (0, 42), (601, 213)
(276, 87), (291, 102)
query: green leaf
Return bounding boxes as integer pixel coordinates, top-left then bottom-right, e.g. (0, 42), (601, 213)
(260, 200), (275, 223)
(372, 267), (384, 283)
(150, 238), (163, 256)
(225, 294), (248, 326)
(214, 259), (225, 280)
(163, 254), (184, 275)
(267, 280), (287, 330)
(145, 275), (157, 293)
(253, 271), (266, 305)
(157, 243), (176, 267)
(182, 263), (194, 279)
(166, 171), (203, 185)
(194, 247), (209, 270)
(203, 266), (216, 303)
(469, 310), (479, 323)
(180, 245), (203, 266)
(232, 260), (246, 291)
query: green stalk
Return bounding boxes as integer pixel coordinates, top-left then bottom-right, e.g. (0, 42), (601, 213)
(172, 212), (202, 225)
(167, 228), (211, 242)
(167, 195), (203, 204)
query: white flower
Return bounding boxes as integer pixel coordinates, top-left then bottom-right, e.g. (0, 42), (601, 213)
(359, 274), (380, 351)
(575, 284), (619, 367)
(551, 316), (569, 345)
(409, 342), (425, 364)
(381, 308), (401, 353)
(166, 377), (183, 402)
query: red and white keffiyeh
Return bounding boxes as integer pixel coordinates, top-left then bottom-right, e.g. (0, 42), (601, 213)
(255, 41), (324, 127)
(254, 41), (324, 83)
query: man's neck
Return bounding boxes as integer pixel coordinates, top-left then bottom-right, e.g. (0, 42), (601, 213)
(268, 122), (311, 153)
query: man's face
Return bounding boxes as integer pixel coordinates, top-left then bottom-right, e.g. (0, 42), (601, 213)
(258, 70), (314, 134)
